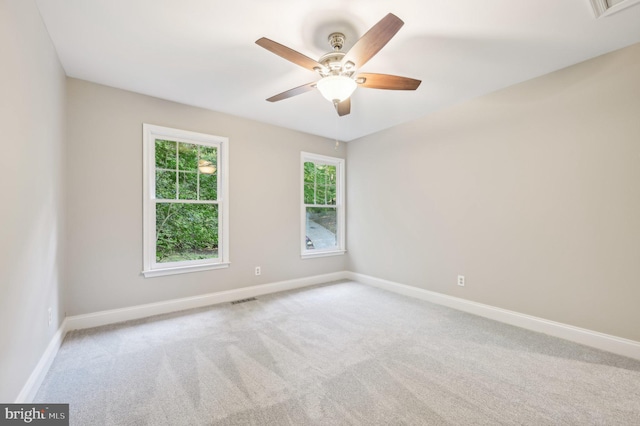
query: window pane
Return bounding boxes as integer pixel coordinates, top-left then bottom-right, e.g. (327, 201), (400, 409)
(178, 143), (198, 170)
(156, 203), (219, 263)
(326, 165), (337, 205)
(304, 162), (316, 204)
(305, 207), (337, 250)
(318, 171), (336, 204)
(199, 146), (217, 167)
(156, 170), (176, 199)
(199, 173), (217, 200)
(155, 139), (176, 169)
(304, 182), (315, 204)
(303, 162), (315, 183)
(304, 162), (338, 205)
(178, 172), (197, 200)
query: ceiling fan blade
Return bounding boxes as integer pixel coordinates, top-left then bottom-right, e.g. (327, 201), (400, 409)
(336, 98), (351, 116)
(256, 37), (323, 72)
(266, 82), (317, 102)
(341, 13), (404, 69)
(356, 73), (421, 90)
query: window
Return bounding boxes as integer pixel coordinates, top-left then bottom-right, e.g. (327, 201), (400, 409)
(590, 0), (640, 17)
(301, 152), (345, 258)
(143, 124), (229, 277)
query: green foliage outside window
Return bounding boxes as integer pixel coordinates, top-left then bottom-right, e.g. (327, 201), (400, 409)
(155, 139), (219, 263)
(304, 162), (338, 235)
(156, 204), (218, 262)
(304, 162), (336, 205)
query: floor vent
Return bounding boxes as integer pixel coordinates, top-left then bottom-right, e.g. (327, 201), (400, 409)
(231, 297), (257, 305)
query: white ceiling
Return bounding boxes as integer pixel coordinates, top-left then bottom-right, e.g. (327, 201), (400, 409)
(35, 0), (640, 141)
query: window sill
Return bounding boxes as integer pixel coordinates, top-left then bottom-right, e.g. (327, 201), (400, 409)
(301, 250), (346, 260)
(142, 262), (230, 278)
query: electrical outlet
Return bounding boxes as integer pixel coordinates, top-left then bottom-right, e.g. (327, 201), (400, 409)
(255, 266), (261, 276)
(48, 307), (52, 326)
(457, 275), (465, 287)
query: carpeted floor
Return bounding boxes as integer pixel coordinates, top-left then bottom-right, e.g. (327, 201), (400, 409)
(35, 281), (640, 425)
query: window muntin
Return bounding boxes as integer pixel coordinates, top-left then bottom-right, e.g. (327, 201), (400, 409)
(301, 152), (345, 258)
(143, 124), (229, 277)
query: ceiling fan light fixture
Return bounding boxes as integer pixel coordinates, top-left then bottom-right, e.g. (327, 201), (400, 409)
(198, 159), (216, 175)
(316, 75), (357, 103)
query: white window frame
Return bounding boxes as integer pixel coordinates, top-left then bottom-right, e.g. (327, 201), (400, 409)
(142, 124), (229, 278)
(590, 0), (640, 17)
(301, 152), (346, 259)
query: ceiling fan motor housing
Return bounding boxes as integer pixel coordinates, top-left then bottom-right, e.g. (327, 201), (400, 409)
(316, 51), (354, 78)
(312, 32), (357, 79)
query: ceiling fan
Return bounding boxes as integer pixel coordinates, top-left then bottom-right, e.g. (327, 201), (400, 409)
(256, 13), (421, 117)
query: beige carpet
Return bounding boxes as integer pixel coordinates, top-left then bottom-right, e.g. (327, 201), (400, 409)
(35, 281), (640, 425)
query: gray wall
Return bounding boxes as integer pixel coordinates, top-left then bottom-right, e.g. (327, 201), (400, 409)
(0, 0), (67, 401)
(4, 0), (640, 401)
(347, 42), (640, 342)
(64, 79), (347, 316)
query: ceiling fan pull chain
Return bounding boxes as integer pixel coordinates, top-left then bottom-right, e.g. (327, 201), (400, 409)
(334, 108), (340, 150)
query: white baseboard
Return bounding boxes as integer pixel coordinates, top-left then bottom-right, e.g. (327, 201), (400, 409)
(347, 272), (640, 361)
(17, 271), (347, 402)
(66, 271), (348, 331)
(15, 318), (68, 403)
(20, 269), (639, 403)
